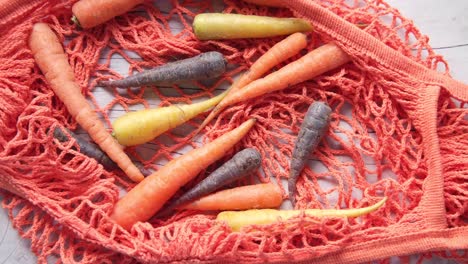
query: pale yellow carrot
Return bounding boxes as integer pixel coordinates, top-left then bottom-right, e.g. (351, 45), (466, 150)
(193, 13), (312, 40)
(112, 91), (227, 146)
(217, 197), (387, 231)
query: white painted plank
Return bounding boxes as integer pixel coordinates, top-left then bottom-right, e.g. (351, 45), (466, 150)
(0, 204), (37, 264)
(385, 0), (468, 48)
(432, 45), (468, 83)
(385, 0), (468, 83)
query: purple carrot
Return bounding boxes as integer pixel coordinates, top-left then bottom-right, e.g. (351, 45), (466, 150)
(98, 51), (227, 88)
(53, 127), (151, 176)
(289, 101), (332, 206)
(157, 148), (262, 217)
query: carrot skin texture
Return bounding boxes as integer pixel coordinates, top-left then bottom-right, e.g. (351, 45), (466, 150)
(222, 43), (350, 109)
(72, 0), (145, 29)
(112, 91), (228, 146)
(289, 101), (332, 206)
(181, 183), (283, 211)
(193, 33), (308, 136)
(217, 197), (387, 232)
(158, 148), (262, 216)
(99, 52), (227, 88)
(29, 23), (144, 183)
(193, 13), (312, 40)
(110, 119), (256, 230)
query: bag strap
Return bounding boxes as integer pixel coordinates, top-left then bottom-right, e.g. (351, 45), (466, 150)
(0, 0), (53, 33)
(280, 226), (468, 264)
(284, 1), (468, 231)
(286, 0), (468, 102)
(416, 85), (447, 228)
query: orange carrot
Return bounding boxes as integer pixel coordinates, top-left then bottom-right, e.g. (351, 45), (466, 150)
(203, 43), (350, 123)
(29, 23), (144, 183)
(110, 118), (256, 230)
(71, 0), (145, 29)
(180, 183), (283, 211)
(242, 0), (285, 7)
(157, 148), (262, 217)
(194, 32), (308, 136)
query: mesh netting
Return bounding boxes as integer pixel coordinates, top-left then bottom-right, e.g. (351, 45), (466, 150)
(0, 0), (466, 263)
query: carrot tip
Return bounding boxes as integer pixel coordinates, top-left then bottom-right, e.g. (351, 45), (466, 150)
(71, 15), (82, 28)
(190, 108), (219, 140)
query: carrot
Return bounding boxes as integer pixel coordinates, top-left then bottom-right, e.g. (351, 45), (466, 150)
(203, 43), (350, 124)
(192, 13), (312, 40)
(289, 101), (332, 206)
(29, 23), (144, 183)
(193, 32), (308, 136)
(181, 183), (283, 211)
(217, 197), (388, 232)
(98, 52), (227, 88)
(53, 127), (151, 176)
(158, 148), (262, 216)
(71, 0), (145, 29)
(112, 91), (228, 146)
(110, 118), (256, 230)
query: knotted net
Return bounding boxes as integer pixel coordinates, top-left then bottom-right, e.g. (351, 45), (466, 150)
(0, 0), (466, 263)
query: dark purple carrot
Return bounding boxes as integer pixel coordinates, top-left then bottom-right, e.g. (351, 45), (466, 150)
(157, 148), (262, 217)
(53, 127), (151, 176)
(98, 51), (227, 88)
(289, 101), (332, 206)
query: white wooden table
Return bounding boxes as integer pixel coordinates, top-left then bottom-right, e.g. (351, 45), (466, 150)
(1, 1), (466, 263)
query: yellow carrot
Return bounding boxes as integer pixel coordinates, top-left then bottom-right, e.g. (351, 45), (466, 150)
(112, 91), (227, 146)
(217, 197), (387, 231)
(193, 13), (312, 40)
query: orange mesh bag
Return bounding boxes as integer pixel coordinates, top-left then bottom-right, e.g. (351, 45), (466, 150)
(0, 0), (467, 263)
